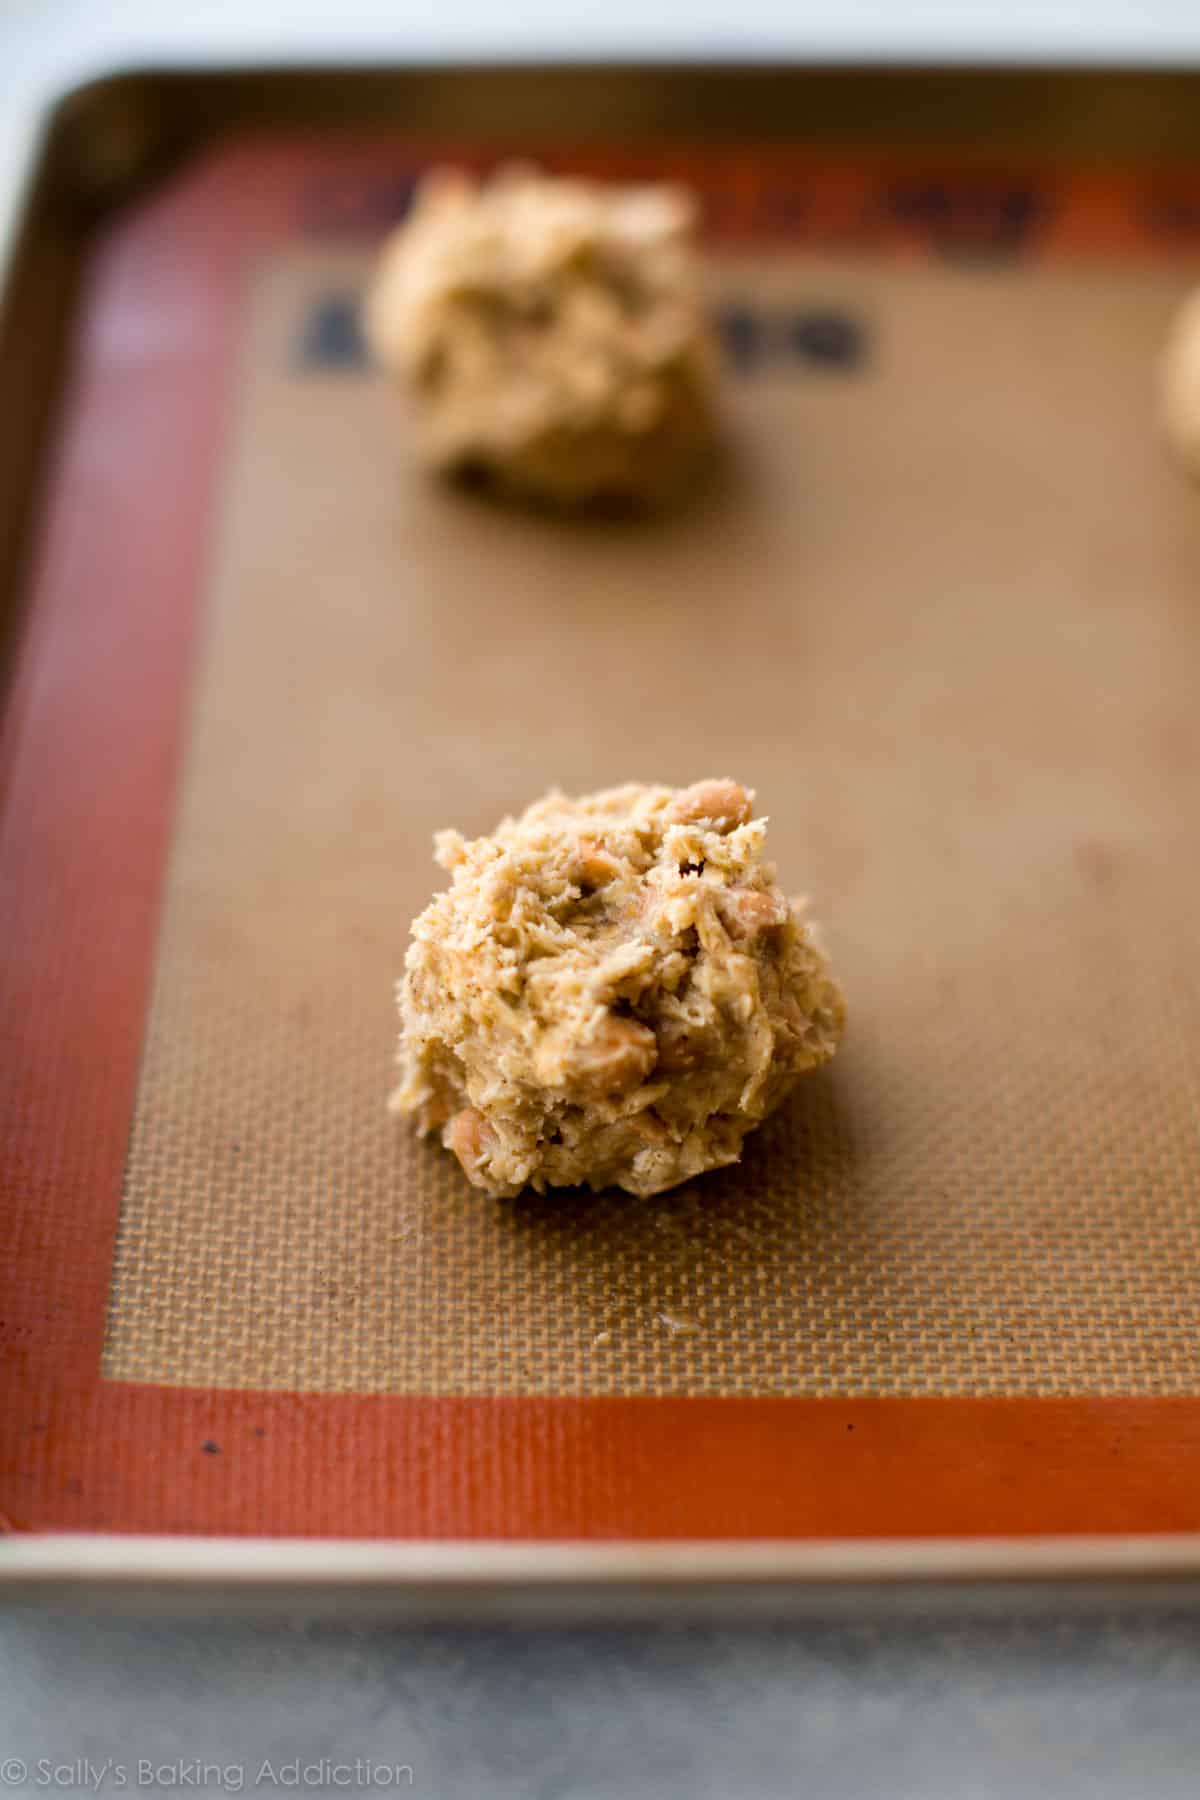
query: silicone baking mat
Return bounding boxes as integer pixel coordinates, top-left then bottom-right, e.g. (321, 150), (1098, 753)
(5, 133), (1200, 1541)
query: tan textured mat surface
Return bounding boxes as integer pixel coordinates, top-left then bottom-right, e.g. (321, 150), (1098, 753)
(104, 249), (1200, 1397)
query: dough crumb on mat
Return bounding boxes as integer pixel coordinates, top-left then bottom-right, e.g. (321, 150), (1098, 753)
(391, 780), (846, 1198)
(1161, 286), (1200, 479)
(364, 164), (718, 506)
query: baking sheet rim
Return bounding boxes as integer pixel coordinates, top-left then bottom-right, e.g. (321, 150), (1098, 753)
(8, 1532), (1200, 1608)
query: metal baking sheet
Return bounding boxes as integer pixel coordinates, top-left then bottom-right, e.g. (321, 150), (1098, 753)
(5, 66), (1200, 1606)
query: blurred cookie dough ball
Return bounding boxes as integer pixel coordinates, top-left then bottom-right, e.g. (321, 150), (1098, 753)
(391, 779), (846, 1199)
(364, 165), (718, 506)
(1161, 287), (1200, 479)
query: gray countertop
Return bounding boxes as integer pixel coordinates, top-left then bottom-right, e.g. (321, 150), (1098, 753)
(6, 1607), (1200, 1797)
(6, 6), (1200, 1795)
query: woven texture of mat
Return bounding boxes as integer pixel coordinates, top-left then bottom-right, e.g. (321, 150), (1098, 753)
(103, 252), (1200, 1396)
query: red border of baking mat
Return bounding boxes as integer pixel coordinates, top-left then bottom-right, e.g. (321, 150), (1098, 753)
(5, 139), (1200, 1538)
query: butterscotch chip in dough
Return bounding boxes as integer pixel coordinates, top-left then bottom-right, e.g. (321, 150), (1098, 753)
(391, 781), (846, 1199)
(1161, 287), (1200, 479)
(364, 165), (718, 505)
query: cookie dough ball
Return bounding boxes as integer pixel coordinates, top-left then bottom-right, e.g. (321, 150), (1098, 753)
(1162, 287), (1200, 480)
(364, 165), (718, 506)
(391, 780), (846, 1198)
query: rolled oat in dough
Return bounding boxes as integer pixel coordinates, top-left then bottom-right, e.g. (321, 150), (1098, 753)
(364, 165), (718, 505)
(392, 780), (846, 1198)
(1161, 286), (1200, 479)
